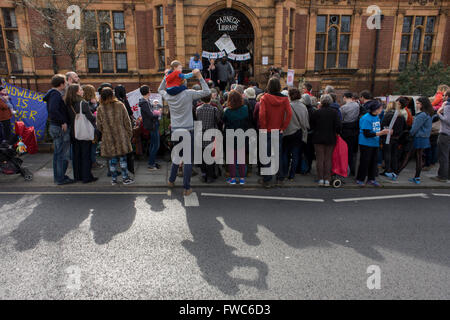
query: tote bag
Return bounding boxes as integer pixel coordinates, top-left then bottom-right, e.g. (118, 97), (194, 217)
(73, 102), (95, 141)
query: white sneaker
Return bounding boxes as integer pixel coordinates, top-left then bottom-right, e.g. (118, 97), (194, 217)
(324, 180), (330, 187)
(318, 179), (324, 186)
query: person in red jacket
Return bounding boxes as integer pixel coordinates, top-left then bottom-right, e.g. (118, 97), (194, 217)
(258, 77), (292, 188)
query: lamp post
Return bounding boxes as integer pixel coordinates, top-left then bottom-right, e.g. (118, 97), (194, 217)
(371, 14), (384, 95)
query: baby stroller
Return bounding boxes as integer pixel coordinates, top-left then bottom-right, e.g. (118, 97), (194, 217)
(331, 135), (348, 188)
(0, 135), (33, 181)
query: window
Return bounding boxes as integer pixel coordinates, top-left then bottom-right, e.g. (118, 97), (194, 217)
(399, 16), (436, 70)
(85, 10), (128, 73)
(288, 9), (295, 69)
(155, 6), (165, 71)
(0, 8), (22, 73)
(315, 15), (351, 71)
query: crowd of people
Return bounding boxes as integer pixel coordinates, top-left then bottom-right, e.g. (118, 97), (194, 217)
(19, 63), (449, 195)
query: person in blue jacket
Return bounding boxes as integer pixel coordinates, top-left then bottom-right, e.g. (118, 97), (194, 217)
(396, 96), (434, 184)
(356, 100), (391, 187)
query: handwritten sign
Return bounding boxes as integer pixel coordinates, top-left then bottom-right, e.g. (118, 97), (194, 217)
(2, 82), (47, 141)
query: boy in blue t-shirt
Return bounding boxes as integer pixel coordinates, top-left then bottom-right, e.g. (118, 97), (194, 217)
(356, 100), (391, 187)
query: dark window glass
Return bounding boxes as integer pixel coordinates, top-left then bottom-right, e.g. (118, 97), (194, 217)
(327, 53), (336, 68)
(98, 11), (110, 23)
(317, 16), (326, 33)
(412, 28), (422, 51)
(415, 16), (424, 26)
(84, 10), (96, 26)
(0, 26), (4, 49)
(289, 9), (295, 28)
(315, 53), (324, 70)
(2, 9), (17, 28)
(401, 35), (410, 51)
(422, 53), (431, 67)
(328, 27), (337, 51)
(423, 35), (433, 51)
(410, 53), (419, 63)
(88, 53), (99, 72)
(116, 53), (127, 72)
(158, 28), (164, 47)
(338, 53), (348, 68)
(113, 12), (125, 30)
(0, 51), (7, 73)
(114, 32), (127, 50)
(339, 34), (349, 51)
(9, 52), (22, 72)
(100, 24), (112, 50)
(329, 15), (339, 26)
(426, 17), (435, 33)
(102, 52), (114, 73)
(399, 53), (408, 70)
(315, 34), (326, 51)
(341, 16), (351, 33)
(158, 50), (165, 71)
(157, 6), (164, 26)
(289, 31), (294, 48)
(86, 30), (98, 50)
(5, 31), (19, 50)
(403, 16), (413, 33)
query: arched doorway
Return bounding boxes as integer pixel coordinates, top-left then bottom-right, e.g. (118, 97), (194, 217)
(201, 8), (254, 85)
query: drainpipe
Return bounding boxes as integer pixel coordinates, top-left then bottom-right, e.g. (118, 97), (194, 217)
(371, 14), (384, 94)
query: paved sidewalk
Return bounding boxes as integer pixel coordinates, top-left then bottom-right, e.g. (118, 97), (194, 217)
(0, 152), (449, 189)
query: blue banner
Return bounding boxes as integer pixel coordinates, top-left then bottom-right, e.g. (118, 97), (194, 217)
(2, 82), (47, 141)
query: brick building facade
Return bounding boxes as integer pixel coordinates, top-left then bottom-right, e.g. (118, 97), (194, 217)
(0, 0), (449, 96)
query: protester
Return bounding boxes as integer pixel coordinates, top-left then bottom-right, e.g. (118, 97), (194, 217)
(249, 81), (264, 96)
(210, 88), (223, 114)
(282, 88), (309, 181)
(303, 82), (313, 96)
(62, 71), (80, 96)
(259, 77), (292, 187)
(215, 56), (235, 92)
(0, 85), (14, 142)
(165, 60), (194, 96)
(397, 96), (413, 128)
(244, 87), (257, 129)
(396, 97), (433, 184)
(432, 89), (450, 182)
(380, 101), (406, 180)
(300, 93), (316, 174)
(356, 100), (391, 187)
(65, 84), (97, 184)
(310, 94), (341, 187)
(189, 53), (203, 71)
(114, 85), (134, 120)
(206, 58), (218, 84)
(432, 84), (448, 111)
(340, 92), (360, 176)
(159, 69), (210, 196)
(196, 92), (221, 183)
(82, 84), (103, 170)
(139, 85), (161, 171)
(96, 88), (134, 185)
(44, 74), (74, 185)
(223, 90), (250, 185)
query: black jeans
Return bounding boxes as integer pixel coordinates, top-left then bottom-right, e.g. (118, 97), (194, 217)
(357, 145), (379, 182)
(72, 139), (94, 183)
(382, 139), (399, 173)
(1, 119), (11, 142)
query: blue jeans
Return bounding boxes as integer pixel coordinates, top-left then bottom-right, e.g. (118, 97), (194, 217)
(282, 131), (302, 180)
(49, 124), (71, 184)
(148, 124), (160, 167)
(263, 132), (283, 182)
(169, 130), (193, 190)
(109, 156), (129, 181)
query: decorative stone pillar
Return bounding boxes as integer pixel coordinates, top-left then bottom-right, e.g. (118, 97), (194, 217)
(176, 0), (186, 65)
(274, 0), (285, 67)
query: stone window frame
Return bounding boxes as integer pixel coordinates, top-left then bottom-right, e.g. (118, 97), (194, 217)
(314, 14), (351, 71)
(85, 10), (128, 74)
(155, 5), (165, 72)
(0, 8), (23, 74)
(399, 15), (436, 71)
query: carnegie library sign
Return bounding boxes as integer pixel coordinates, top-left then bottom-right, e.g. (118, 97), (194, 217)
(216, 15), (240, 31)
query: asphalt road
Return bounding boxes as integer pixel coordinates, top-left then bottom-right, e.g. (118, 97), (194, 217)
(0, 187), (449, 300)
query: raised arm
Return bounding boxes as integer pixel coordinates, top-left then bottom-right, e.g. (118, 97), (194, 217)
(189, 70), (211, 100)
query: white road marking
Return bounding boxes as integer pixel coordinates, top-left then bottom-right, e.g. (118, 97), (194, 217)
(432, 193), (450, 197)
(0, 191), (168, 195)
(184, 192), (200, 207)
(333, 193), (429, 203)
(201, 193), (324, 203)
